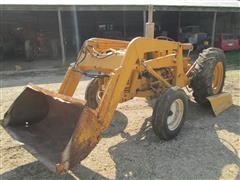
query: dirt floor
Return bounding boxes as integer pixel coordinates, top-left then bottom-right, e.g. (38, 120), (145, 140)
(0, 57), (74, 73)
(0, 68), (239, 180)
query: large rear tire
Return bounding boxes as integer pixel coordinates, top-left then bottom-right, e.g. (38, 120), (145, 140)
(152, 87), (188, 140)
(50, 39), (59, 59)
(190, 48), (225, 104)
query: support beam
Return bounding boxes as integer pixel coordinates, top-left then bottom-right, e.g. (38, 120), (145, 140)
(148, 5), (153, 23)
(58, 9), (66, 66)
(123, 11), (127, 39)
(72, 6), (80, 53)
(178, 12), (181, 33)
(143, 10), (146, 36)
(211, 12), (217, 47)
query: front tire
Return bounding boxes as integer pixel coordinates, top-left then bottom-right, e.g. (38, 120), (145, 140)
(85, 78), (101, 109)
(190, 48), (225, 104)
(152, 87), (188, 140)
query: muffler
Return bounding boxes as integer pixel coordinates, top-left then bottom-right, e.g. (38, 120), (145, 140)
(2, 84), (101, 174)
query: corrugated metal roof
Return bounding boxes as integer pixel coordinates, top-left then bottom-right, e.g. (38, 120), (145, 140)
(1, 0), (239, 12)
(1, 0), (239, 6)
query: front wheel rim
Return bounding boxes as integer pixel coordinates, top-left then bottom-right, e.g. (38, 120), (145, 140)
(96, 90), (103, 104)
(167, 99), (184, 131)
(212, 62), (224, 94)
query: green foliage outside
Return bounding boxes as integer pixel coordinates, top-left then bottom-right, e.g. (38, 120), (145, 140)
(225, 51), (240, 68)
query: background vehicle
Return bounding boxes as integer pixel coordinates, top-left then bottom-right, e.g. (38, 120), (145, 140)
(178, 25), (210, 52)
(0, 28), (33, 61)
(0, 25), (59, 61)
(34, 31), (59, 59)
(215, 33), (240, 51)
(0, 33), (15, 60)
(96, 21), (122, 39)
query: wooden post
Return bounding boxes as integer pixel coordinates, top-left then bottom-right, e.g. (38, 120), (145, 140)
(143, 10), (146, 36)
(73, 6), (80, 53)
(211, 12), (217, 47)
(58, 9), (66, 66)
(178, 12), (181, 33)
(123, 11), (127, 39)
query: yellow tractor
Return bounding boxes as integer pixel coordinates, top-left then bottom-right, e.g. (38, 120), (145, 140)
(1, 8), (232, 174)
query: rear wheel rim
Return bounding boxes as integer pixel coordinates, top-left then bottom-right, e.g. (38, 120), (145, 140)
(212, 62), (224, 94)
(167, 99), (184, 131)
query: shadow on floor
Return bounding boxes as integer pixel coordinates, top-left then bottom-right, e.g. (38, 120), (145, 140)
(1, 102), (239, 179)
(0, 161), (108, 180)
(1, 110), (128, 180)
(108, 101), (240, 179)
(1, 70), (91, 88)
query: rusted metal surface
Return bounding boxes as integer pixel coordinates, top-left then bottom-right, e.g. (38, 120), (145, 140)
(207, 92), (233, 116)
(57, 107), (101, 174)
(2, 85), (101, 174)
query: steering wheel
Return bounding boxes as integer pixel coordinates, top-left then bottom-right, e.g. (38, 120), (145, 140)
(156, 36), (175, 41)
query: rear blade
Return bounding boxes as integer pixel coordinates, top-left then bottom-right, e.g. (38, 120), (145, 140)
(2, 85), (101, 174)
(207, 92), (233, 116)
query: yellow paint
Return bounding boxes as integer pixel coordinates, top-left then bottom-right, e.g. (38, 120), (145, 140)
(58, 66), (81, 96)
(212, 62), (224, 94)
(207, 92), (233, 116)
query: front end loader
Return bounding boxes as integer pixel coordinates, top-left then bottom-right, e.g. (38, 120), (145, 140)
(2, 37), (232, 174)
(1, 6), (232, 173)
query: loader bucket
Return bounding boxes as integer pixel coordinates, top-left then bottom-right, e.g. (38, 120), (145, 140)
(1, 84), (101, 174)
(207, 92), (233, 116)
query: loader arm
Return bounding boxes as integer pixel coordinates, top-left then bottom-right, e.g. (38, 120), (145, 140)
(56, 38), (141, 172)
